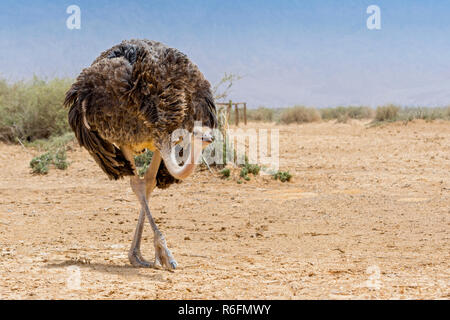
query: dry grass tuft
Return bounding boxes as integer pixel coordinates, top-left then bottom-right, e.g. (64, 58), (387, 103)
(375, 105), (400, 122)
(320, 106), (374, 122)
(279, 106), (321, 124)
(246, 107), (274, 122)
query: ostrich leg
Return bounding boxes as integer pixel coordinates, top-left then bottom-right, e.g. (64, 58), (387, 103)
(128, 207), (151, 267)
(125, 148), (160, 267)
(122, 148), (177, 270)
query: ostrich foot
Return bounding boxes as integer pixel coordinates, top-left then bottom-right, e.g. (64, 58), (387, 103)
(128, 249), (153, 268)
(154, 233), (177, 270)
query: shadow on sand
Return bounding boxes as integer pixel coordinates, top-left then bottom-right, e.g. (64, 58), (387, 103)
(44, 260), (171, 282)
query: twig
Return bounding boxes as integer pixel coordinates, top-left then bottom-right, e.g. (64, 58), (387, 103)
(16, 138), (26, 150)
(202, 155), (213, 174)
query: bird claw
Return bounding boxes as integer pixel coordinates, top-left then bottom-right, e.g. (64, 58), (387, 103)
(129, 248), (176, 270)
(129, 232), (176, 270)
(128, 250), (153, 268)
(154, 236), (177, 270)
(155, 247), (177, 270)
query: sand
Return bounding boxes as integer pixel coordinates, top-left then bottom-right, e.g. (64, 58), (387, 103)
(0, 120), (448, 299)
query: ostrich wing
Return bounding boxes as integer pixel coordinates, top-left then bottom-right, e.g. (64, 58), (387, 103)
(64, 57), (135, 180)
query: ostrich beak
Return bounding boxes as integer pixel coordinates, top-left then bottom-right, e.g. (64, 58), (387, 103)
(202, 132), (214, 143)
(194, 129), (214, 147)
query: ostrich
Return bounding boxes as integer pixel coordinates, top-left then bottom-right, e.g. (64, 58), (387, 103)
(64, 39), (217, 270)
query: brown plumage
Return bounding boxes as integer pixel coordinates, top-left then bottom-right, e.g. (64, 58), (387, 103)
(64, 39), (217, 270)
(65, 39), (216, 187)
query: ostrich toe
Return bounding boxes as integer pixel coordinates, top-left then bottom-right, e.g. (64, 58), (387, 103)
(154, 234), (177, 270)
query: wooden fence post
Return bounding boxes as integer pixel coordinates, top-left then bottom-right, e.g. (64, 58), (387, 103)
(227, 100), (232, 123)
(235, 104), (239, 126)
(243, 103), (247, 125)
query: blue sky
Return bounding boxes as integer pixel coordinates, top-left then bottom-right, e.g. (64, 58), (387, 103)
(1, 0), (450, 108)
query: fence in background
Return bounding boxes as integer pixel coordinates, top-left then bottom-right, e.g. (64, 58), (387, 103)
(216, 100), (247, 126)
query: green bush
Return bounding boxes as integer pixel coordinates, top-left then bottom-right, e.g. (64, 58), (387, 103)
(30, 152), (53, 174)
(220, 168), (231, 178)
(237, 162), (261, 181)
(279, 106), (321, 124)
(134, 149), (154, 177)
(30, 149), (70, 174)
(272, 170), (292, 182)
(0, 77), (73, 143)
(54, 149), (69, 170)
(240, 167), (249, 178)
(245, 163), (260, 175)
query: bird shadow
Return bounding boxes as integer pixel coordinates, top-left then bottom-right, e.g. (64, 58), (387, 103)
(43, 260), (170, 282)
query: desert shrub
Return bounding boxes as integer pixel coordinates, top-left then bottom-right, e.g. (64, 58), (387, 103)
(246, 107), (274, 122)
(272, 170), (292, 182)
(54, 149), (69, 170)
(441, 106), (450, 119)
(30, 152), (53, 174)
(279, 106), (321, 124)
(321, 106), (374, 121)
(240, 167), (249, 178)
(238, 161), (261, 181)
(0, 77), (72, 143)
(134, 149), (154, 177)
(244, 163), (260, 175)
(0, 79), (8, 97)
(227, 107), (274, 124)
(399, 106), (450, 122)
(26, 131), (74, 175)
(220, 168), (230, 178)
(375, 105), (400, 122)
(30, 148), (71, 175)
(26, 132), (75, 151)
(369, 106), (450, 126)
(320, 107), (343, 120)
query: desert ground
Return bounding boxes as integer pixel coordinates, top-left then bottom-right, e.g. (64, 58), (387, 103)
(0, 120), (449, 299)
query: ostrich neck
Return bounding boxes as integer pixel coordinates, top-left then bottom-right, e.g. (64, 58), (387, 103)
(159, 140), (202, 180)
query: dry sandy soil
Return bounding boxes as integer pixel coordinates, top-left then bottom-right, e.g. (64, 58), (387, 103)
(0, 120), (449, 299)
